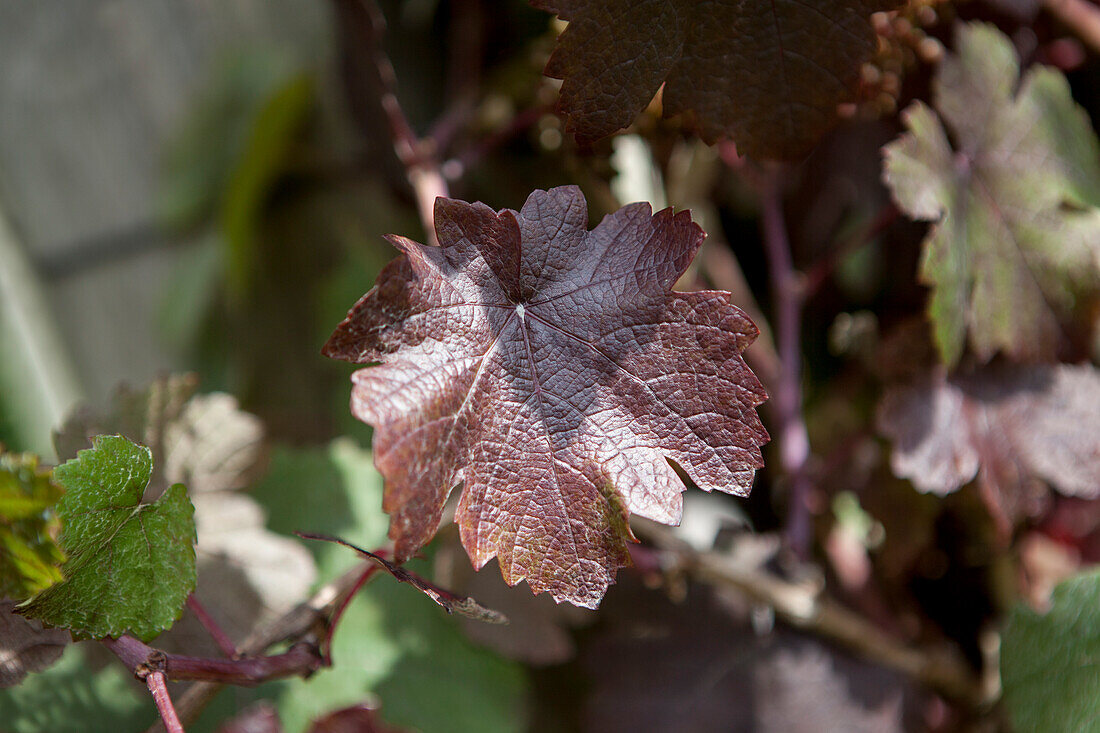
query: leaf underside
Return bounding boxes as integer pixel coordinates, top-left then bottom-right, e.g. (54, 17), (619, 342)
(883, 22), (1100, 367)
(18, 436), (197, 642)
(325, 185), (768, 608)
(531, 0), (898, 158)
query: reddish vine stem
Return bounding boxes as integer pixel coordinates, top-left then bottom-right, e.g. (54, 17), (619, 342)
(347, 0), (449, 241)
(148, 559), (381, 731)
(758, 168), (814, 559)
(801, 203), (898, 300)
(185, 595), (237, 658)
(145, 671), (184, 733)
(104, 635), (323, 686)
(321, 561), (382, 664)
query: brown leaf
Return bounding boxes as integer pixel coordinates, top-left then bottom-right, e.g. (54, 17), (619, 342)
(309, 704), (405, 733)
(877, 363), (1100, 531)
(218, 702), (284, 733)
(0, 601), (68, 687)
(531, 0), (898, 158)
(324, 186), (768, 607)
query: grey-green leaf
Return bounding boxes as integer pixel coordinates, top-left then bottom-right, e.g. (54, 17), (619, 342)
(18, 436), (196, 642)
(883, 22), (1100, 367)
(1001, 570), (1100, 732)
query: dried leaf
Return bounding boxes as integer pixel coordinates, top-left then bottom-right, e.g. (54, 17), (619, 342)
(877, 363), (1100, 530)
(297, 533), (506, 624)
(0, 601), (68, 687)
(325, 186), (768, 607)
(54, 374), (267, 499)
(883, 23), (1100, 367)
(532, 0), (897, 158)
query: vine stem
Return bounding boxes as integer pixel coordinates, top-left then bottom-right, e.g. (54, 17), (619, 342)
(185, 595), (237, 658)
(635, 521), (988, 708)
(145, 671), (184, 733)
(758, 167), (814, 559)
(105, 635), (323, 686)
(336, 0), (449, 242)
(321, 560), (382, 664)
(144, 559), (381, 732)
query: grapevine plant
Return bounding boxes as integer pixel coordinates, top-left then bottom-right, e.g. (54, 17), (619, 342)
(2, 0), (1100, 731)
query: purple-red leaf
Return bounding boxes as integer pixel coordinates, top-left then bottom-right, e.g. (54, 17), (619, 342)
(324, 186), (768, 607)
(531, 0), (899, 158)
(877, 363), (1100, 532)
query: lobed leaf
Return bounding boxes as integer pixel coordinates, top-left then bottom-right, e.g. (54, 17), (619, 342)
(325, 186), (768, 608)
(52, 376), (312, 643)
(18, 436), (196, 642)
(532, 0), (897, 158)
(883, 23), (1100, 367)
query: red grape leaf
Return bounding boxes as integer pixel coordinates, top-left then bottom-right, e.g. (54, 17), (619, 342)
(531, 0), (898, 158)
(324, 186), (768, 608)
(877, 363), (1100, 532)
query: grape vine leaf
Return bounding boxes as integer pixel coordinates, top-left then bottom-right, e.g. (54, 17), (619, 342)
(0, 451), (64, 600)
(53, 376), (314, 644)
(531, 0), (897, 158)
(883, 22), (1100, 368)
(18, 435), (197, 642)
(877, 363), (1100, 532)
(1001, 569), (1100, 733)
(324, 186), (768, 608)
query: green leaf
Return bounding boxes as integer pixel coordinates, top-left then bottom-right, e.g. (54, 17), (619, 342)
(883, 22), (1100, 367)
(0, 451), (65, 599)
(1001, 569), (1100, 732)
(252, 440), (528, 733)
(18, 436), (196, 642)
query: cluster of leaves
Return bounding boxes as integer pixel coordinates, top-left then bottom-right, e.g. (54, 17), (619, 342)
(0, 382), (526, 732)
(3, 0), (1100, 730)
(315, 4), (1100, 731)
